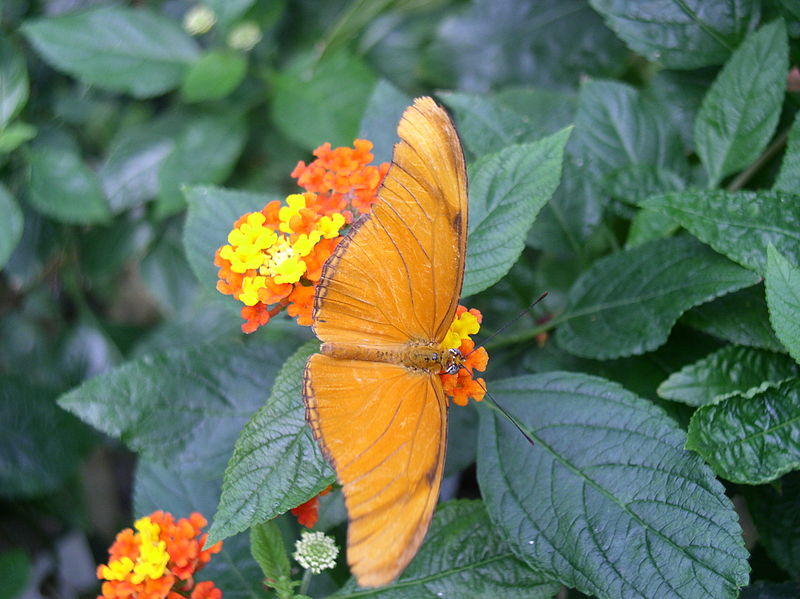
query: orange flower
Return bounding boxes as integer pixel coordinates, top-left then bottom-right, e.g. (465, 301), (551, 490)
(291, 486), (333, 528)
(439, 307), (489, 406)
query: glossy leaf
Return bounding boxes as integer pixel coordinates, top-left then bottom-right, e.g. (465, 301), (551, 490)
(589, 0), (758, 69)
(478, 372), (749, 599)
(645, 190), (800, 275)
(208, 342), (333, 545)
(556, 236), (760, 359)
(625, 207), (679, 248)
(333, 500), (559, 599)
(774, 111), (800, 193)
(22, 5), (198, 98)
(464, 127), (571, 297)
(694, 20), (788, 187)
(687, 377), (800, 484)
(745, 472), (800, 578)
(0, 184), (23, 269)
(181, 49), (248, 103)
(765, 245), (800, 364)
(658, 345), (800, 406)
(183, 185), (281, 290)
(0, 34), (29, 128)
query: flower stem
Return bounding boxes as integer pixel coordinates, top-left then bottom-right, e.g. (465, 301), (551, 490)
(299, 569), (313, 596)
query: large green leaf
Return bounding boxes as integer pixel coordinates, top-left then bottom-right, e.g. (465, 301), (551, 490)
(646, 69), (710, 153)
(0, 376), (94, 498)
(181, 49), (248, 103)
(271, 50), (375, 151)
(774, 111), (800, 194)
(156, 113), (247, 218)
(765, 245), (800, 364)
(428, 0), (626, 91)
(658, 345), (800, 406)
(0, 183), (23, 269)
(681, 285), (783, 351)
(687, 377), (800, 484)
(478, 372), (749, 599)
(625, 207), (680, 248)
(693, 20), (788, 187)
(59, 340), (294, 477)
(555, 236), (759, 359)
(644, 190), (800, 275)
(464, 127), (571, 297)
(208, 342), (333, 545)
(589, 0), (758, 69)
(22, 5), (198, 98)
(745, 472), (800, 578)
(0, 34), (28, 128)
(183, 185), (281, 290)
(333, 500), (559, 598)
(27, 137), (110, 224)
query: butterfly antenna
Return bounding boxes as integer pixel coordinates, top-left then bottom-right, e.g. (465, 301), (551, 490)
(464, 291), (548, 358)
(467, 376), (535, 446)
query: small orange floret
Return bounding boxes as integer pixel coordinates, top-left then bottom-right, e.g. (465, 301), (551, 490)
(290, 485), (333, 528)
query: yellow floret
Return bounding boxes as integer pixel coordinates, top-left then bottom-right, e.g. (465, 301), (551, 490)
(278, 194), (308, 234)
(442, 311), (481, 350)
(102, 557), (134, 581)
(239, 276), (267, 306)
(316, 213), (345, 239)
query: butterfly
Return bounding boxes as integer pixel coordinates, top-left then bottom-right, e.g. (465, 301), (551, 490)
(302, 96), (469, 587)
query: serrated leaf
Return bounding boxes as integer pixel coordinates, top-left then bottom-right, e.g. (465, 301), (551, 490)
(625, 207), (679, 248)
(589, 0), (758, 69)
(22, 5), (198, 98)
(333, 500), (559, 598)
(775, 111), (800, 193)
(183, 185), (281, 290)
(464, 127), (571, 297)
(687, 377), (800, 484)
(694, 20), (788, 187)
(765, 245), (800, 364)
(0, 184), (23, 269)
(0, 376), (94, 498)
(604, 164), (686, 206)
(682, 285), (783, 351)
(478, 372), (749, 599)
(644, 190), (800, 275)
(250, 520), (291, 581)
(59, 340), (294, 477)
(157, 114), (247, 218)
(271, 50), (375, 151)
(745, 472), (800, 578)
(357, 79), (412, 165)
(658, 345), (800, 406)
(555, 236), (759, 359)
(0, 34), (29, 128)
(181, 49), (248, 103)
(208, 342), (333, 545)
(27, 138), (110, 225)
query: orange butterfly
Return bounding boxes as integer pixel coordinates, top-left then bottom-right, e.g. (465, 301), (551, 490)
(302, 96), (469, 587)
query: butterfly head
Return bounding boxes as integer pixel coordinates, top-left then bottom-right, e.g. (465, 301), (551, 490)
(441, 347), (463, 375)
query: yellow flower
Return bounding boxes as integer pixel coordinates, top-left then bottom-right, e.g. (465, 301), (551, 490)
(316, 213), (346, 239)
(222, 212), (278, 274)
(240, 275), (267, 306)
(443, 310), (481, 350)
(101, 557), (134, 581)
(278, 194), (308, 234)
(127, 517), (170, 584)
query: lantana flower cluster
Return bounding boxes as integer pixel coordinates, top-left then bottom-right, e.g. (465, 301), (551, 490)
(96, 511), (222, 599)
(440, 306), (489, 405)
(215, 140), (389, 333)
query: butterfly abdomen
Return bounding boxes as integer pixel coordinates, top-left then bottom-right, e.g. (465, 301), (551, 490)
(320, 341), (450, 373)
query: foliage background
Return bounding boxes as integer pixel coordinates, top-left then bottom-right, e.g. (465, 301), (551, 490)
(2, 1), (800, 598)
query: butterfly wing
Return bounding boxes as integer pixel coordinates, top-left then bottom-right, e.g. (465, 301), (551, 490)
(313, 96), (468, 346)
(304, 354), (447, 587)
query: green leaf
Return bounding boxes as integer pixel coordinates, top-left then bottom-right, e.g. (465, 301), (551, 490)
(0, 34), (29, 128)
(766, 245), (800, 364)
(0, 121), (36, 154)
(694, 20), (788, 187)
(202, 0), (257, 28)
(556, 236), (760, 359)
(357, 79), (412, 165)
(604, 164), (686, 206)
(181, 49), (248, 103)
(0, 183), (23, 269)
(140, 227), (198, 316)
(589, 0), (758, 69)
(157, 114), (247, 218)
(478, 372), (749, 599)
(775, 111), (800, 193)
(0, 376), (94, 498)
(464, 127), (571, 297)
(427, 0), (626, 91)
(59, 340), (294, 477)
(183, 185), (281, 290)
(333, 500), (559, 598)
(682, 285), (784, 351)
(444, 402), (478, 476)
(208, 342), (333, 545)
(21, 5), (199, 98)
(658, 345), (800, 406)
(441, 88), (576, 158)
(646, 69), (710, 152)
(745, 472), (800, 578)
(27, 137), (110, 224)
(625, 207), (680, 248)
(687, 376), (800, 484)
(250, 520), (291, 581)
(271, 50), (375, 151)
(0, 549), (30, 599)
(645, 190), (800, 275)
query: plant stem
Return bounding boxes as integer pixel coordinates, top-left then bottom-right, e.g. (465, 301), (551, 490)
(298, 569), (313, 597)
(727, 127), (791, 191)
